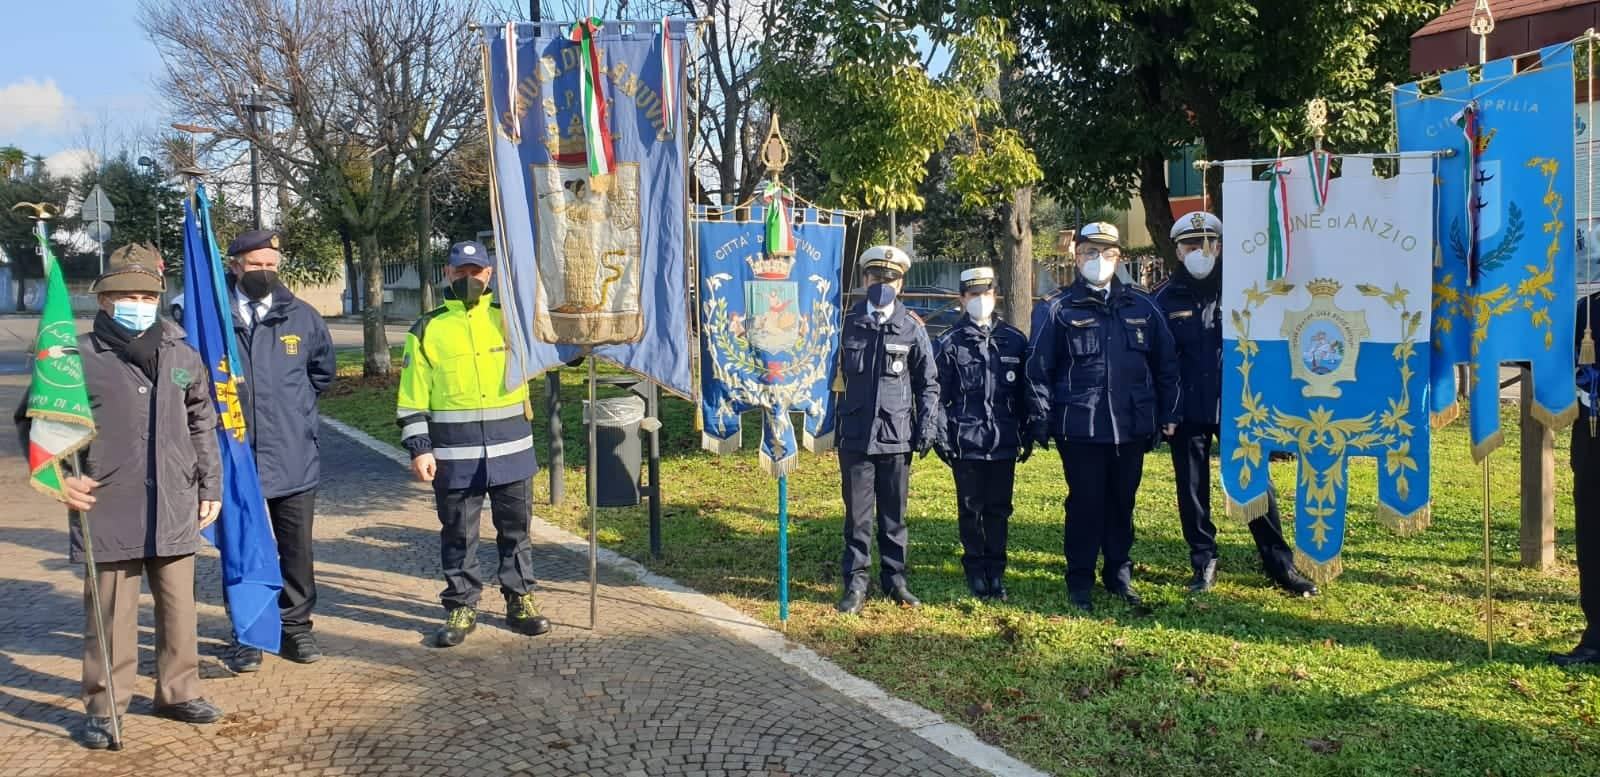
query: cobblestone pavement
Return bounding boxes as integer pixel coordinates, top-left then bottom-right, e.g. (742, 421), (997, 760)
(0, 371), (984, 777)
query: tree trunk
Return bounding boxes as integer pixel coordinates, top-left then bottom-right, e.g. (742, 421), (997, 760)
(1138, 152), (1177, 265)
(417, 173), (435, 311)
(999, 185), (1035, 336)
(341, 228), (360, 315)
(358, 232), (391, 376)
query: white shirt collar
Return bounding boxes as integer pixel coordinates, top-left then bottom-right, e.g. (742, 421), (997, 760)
(237, 288), (273, 319)
(867, 300), (896, 320)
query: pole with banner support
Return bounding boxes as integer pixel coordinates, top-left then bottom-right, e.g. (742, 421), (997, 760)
(777, 475), (789, 631)
(1471, 0), (1498, 659)
(586, 351), (599, 630)
(67, 452), (122, 750)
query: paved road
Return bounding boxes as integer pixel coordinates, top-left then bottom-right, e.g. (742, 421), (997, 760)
(0, 320), (985, 776)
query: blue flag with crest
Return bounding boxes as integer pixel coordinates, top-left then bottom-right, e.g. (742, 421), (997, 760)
(697, 205), (846, 475)
(482, 20), (691, 396)
(1395, 43), (1578, 458)
(182, 187), (283, 654)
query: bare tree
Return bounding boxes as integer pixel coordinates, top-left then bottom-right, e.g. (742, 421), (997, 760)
(141, 0), (488, 375)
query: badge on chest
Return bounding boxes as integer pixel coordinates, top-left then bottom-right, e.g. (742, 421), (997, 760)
(885, 342), (910, 375)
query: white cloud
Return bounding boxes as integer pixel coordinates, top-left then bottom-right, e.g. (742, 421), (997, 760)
(0, 78), (76, 136)
(45, 148), (96, 178)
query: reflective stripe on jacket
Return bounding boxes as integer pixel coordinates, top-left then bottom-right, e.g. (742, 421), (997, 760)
(396, 292), (535, 490)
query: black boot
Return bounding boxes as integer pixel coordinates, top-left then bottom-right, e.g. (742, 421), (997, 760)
(887, 585), (921, 609)
(506, 592), (553, 636)
(965, 571), (990, 599)
(1188, 559), (1218, 593)
(835, 588), (866, 615)
(280, 631), (323, 664)
(1272, 568), (1320, 597)
(1550, 644), (1600, 667)
(986, 574), (1008, 602)
(434, 606), (477, 647)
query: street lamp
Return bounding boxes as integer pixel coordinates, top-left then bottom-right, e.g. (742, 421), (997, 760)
(137, 156), (163, 255)
(240, 92), (272, 230)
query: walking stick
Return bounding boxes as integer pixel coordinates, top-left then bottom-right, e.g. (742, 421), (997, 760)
(68, 452), (123, 750)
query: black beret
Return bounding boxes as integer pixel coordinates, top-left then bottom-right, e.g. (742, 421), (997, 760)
(227, 229), (281, 256)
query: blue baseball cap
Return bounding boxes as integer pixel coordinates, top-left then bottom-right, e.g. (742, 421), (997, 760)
(448, 240), (490, 267)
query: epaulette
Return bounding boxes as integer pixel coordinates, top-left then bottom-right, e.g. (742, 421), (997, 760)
(1044, 288), (1067, 301)
(1127, 282), (1150, 295)
(908, 309), (925, 325)
(410, 304), (448, 340)
(1151, 278), (1171, 295)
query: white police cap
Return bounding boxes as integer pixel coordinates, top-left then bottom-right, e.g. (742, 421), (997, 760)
(1171, 211), (1222, 242)
(1077, 222), (1121, 247)
(859, 245), (912, 277)
(959, 266), (996, 292)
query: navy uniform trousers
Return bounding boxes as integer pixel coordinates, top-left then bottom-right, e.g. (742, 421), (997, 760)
(1170, 422), (1295, 575)
(1059, 441), (1144, 594)
(1570, 410), (1600, 651)
(434, 477), (537, 610)
(953, 459), (1015, 579)
(839, 450), (911, 593)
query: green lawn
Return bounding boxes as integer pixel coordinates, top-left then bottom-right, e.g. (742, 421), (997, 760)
(321, 365), (1598, 776)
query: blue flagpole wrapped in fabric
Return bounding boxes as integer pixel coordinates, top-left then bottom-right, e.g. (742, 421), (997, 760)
(181, 187), (284, 653)
(1395, 43), (1579, 459)
(481, 20), (693, 397)
(696, 205), (847, 475)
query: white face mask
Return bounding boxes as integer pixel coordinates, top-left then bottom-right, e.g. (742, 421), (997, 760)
(1183, 249), (1216, 279)
(1080, 257), (1117, 286)
(965, 295), (995, 322)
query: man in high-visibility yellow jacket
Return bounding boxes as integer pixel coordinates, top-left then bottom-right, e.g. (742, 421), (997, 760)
(397, 240), (550, 648)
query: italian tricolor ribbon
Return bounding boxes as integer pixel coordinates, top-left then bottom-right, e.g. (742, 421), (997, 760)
(1259, 160), (1292, 282)
(661, 18), (677, 138)
(568, 18), (616, 178)
(1306, 150), (1333, 211)
(760, 181), (796, 258)
(1452, 102), (1482, 284)
(505, 22), (521, 143)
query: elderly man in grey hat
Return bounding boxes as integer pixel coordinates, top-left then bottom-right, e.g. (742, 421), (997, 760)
(15, 244), (225, 748)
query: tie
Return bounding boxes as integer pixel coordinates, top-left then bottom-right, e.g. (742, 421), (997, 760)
(873, 310), (886, 326)
(250, 301), (266, 332)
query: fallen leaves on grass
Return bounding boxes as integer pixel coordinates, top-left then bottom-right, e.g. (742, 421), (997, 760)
(1246, 728), (1267, 744)
(1303, 738), (1343, 755)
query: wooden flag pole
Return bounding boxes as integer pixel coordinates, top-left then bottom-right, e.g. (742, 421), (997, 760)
(68, 451), (123, 750)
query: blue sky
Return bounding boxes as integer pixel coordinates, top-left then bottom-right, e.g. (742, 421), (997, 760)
(0, 1), (166, 164)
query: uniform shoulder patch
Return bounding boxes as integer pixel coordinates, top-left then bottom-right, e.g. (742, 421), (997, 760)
(1127, 282), (1150, 294)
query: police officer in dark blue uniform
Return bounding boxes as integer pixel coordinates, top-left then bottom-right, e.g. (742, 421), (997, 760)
(934, 267), (1034, 600)
(1154, 212), (1318, 597)
(1026, 223), (1180, 614)
(1555, 293), (1600, 666)
(835, 245), (941, 615)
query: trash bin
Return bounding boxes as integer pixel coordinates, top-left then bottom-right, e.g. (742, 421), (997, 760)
(585, 395), (646, 507)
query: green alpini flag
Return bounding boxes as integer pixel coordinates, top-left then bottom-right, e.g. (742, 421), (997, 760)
(24, 220), (95, 499)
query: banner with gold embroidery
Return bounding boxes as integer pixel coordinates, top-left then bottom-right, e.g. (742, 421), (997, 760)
(1394, 43), (1578, 458)
(1220, 155), (1435, 583)
(697, 205), (846, 476)
(482, 20), (693, 396)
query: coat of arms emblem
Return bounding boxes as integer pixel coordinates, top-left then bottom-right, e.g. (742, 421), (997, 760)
(1280, 279), (1368, 398)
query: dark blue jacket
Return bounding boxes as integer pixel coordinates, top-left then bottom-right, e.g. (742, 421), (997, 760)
(232, 282), (336, 498)
(934, 316), (1033, 461)
(836, 301), (941, 455)
(1026, 278), (1181, 446)
(1152, 268), (1223, 427)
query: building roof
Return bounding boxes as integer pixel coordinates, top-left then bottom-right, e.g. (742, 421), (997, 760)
(1410, 0), (1600, 72)
(1414, 0), (1595, 37)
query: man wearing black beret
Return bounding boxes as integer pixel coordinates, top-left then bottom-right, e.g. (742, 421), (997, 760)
(221, 229), (336, 672)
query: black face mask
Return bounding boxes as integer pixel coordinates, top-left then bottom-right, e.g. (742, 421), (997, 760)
(239, 269), (278, 300)
(451, 277), (487, 308)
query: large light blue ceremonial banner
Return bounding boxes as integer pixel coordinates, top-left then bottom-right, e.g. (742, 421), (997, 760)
(1395, 44), (1578, 458)
(482, 20), (692, 396)
(697, 206), (846, 475)
(181, 187), (284, 653)
(1220, 155), (1435, 583)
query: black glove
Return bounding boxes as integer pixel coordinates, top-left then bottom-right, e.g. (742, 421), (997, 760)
(935, 445), (953, 467)
(916, 438), (934, 459)
(1017, 439), (1034, 464)
(1028, 422), (1050, 452)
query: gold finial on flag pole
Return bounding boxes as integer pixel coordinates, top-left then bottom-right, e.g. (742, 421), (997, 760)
(1306, 98), (1328, 152)
(760, 111), (790, 182)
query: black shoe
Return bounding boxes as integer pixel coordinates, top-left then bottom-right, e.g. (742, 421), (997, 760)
(434, 606), (477, 648)
(156, 697), (223, 724)
(888, 586), (921, 609)
(835, 589), (866, 615)
(1068, 591), (1094, 614)
(1550, 644), (1600, 667)
(506, 592), (553, 636)
(280, 631), (323, 664)
(1273, 568), (1321, 597)
(224, 643), (263, 674)
(1108, 587), (1143, 607)
(986, 575), (1008, 602)
(78, 716), (118, 750)
(1188, 559), (1218, 593)
(965, 572), (990, 599)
